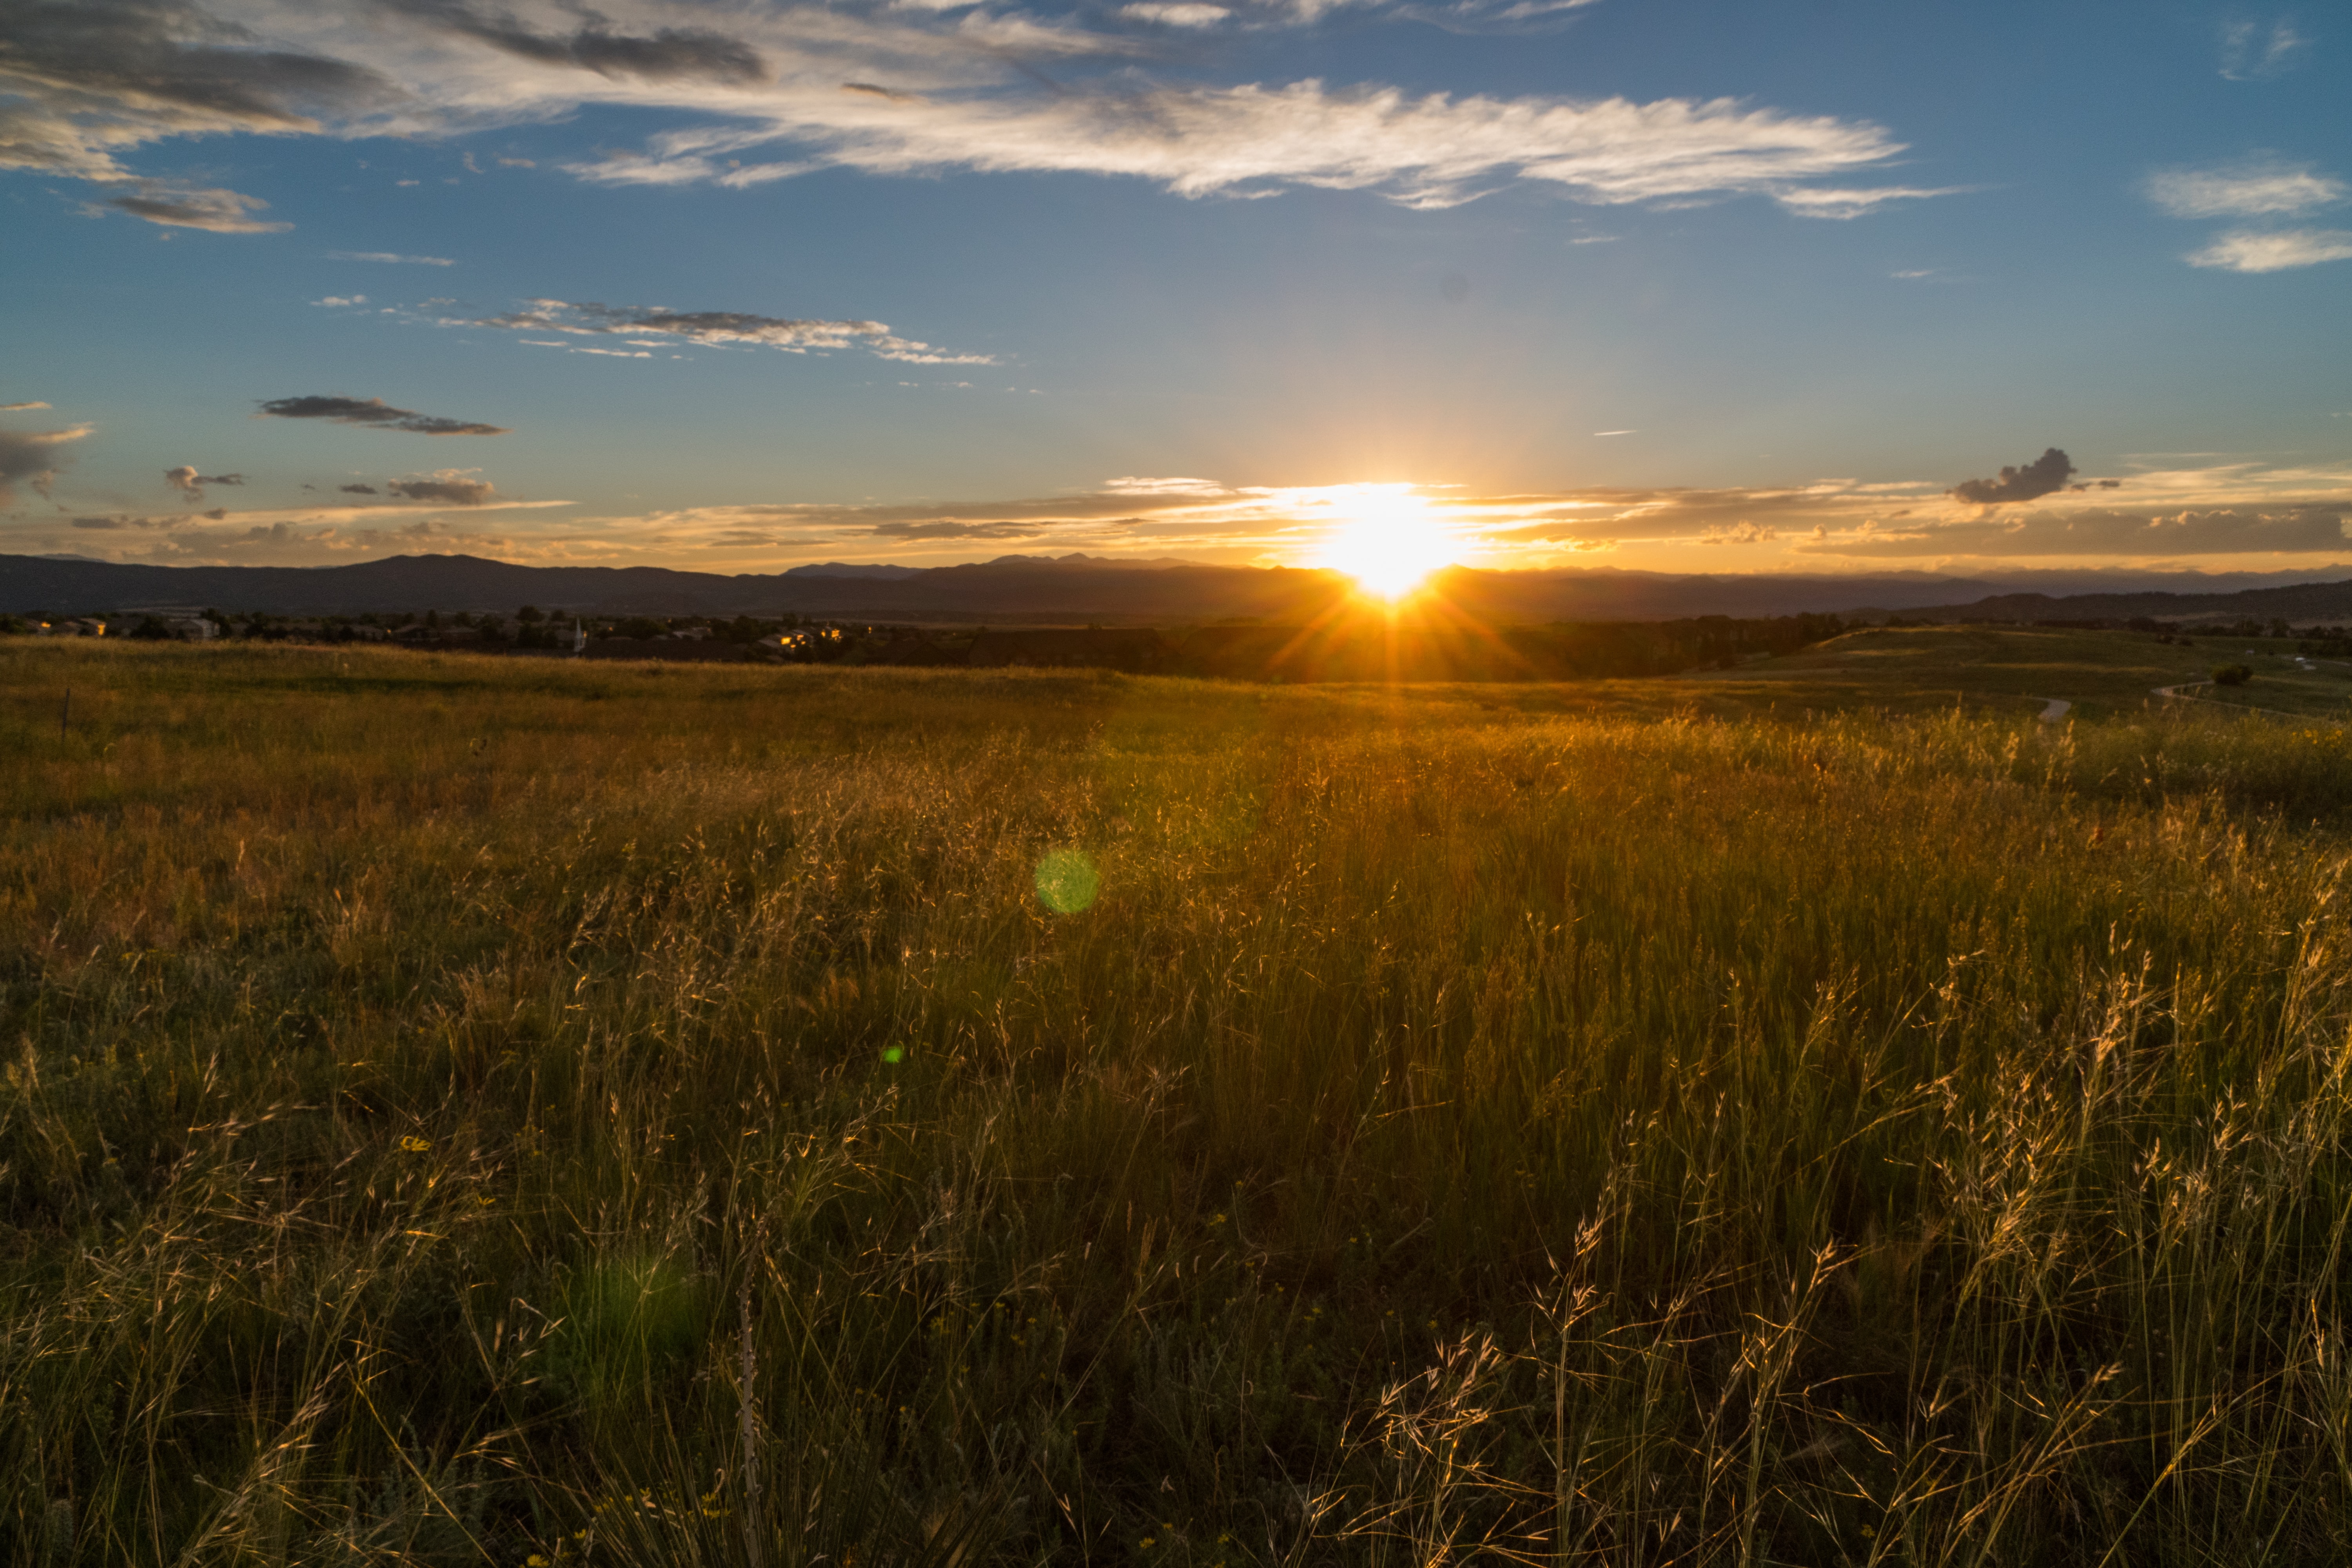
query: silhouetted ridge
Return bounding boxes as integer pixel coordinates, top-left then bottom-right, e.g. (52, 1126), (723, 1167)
(8, 552), (2352, 624)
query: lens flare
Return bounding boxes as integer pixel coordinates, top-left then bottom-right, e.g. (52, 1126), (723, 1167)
(1034, 849), (1100, 914)
(1315, 486), (1456, 599)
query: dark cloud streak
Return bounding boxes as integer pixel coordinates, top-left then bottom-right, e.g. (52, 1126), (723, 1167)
(0, 0), (399, 227)
(377, 0), (765, 83)
(386, 476), (494, 505)
(258, 394), (510, 435)
(1951, 448), (2076, 506)
(165, 465), (245, 500)
(0, 421), (92, 506)
(103, 185), (290, 232)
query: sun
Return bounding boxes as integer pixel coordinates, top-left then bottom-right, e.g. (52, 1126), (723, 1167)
(1316, 487), (1457, 600)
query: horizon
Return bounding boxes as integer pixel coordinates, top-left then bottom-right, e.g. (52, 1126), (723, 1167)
(2, 1), (2347, 583)
(24, 546), (2352, 603)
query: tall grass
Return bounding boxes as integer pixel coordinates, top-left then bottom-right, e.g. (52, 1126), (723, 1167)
(7, 639), (2352, 1564)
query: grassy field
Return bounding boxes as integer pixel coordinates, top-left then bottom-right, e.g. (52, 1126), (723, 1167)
(9, 630), (2352, 1566)
(1657, 624), (2291, 721)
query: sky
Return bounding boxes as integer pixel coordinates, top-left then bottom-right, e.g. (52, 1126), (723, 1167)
(1, 0), (2348, 580)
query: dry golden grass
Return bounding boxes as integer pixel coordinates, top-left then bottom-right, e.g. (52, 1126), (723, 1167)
(7, 637), (2352, 1565)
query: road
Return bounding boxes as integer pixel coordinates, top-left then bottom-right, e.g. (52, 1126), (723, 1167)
(2153, 682), (2310, 719)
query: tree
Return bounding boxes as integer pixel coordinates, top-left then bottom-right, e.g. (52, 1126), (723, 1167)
(517, 605), (544, 624)
(2212, 664), (2254, 687)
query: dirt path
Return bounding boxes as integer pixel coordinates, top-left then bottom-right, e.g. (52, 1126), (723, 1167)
(2035, 697), (2071, 723)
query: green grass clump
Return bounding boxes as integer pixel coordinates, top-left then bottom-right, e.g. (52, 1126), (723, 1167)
(8, 637), (2352, 1565)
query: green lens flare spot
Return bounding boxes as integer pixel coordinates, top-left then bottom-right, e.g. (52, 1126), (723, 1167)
(882, 1046), (905, 1065)
(1034, 849), (1101, 915)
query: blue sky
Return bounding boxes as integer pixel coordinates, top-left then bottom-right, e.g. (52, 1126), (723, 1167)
(2, 0), (2347, 576)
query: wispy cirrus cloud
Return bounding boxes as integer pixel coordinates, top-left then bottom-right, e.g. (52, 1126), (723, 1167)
(257, 394), (511, 434)
(0, 0), (1952, 224)
(327, 250), (455, 265)
(463, 298), (995, 364)
(2219, 16), (2310, 80)
(2187, 228), (2352, 273)
(1120, 2), (1232, 25)
(2143, 156), (2347, 272)
(2147, 157), (2345, 219)
(1767, 184), (1969, 220)
(556, 78), (1930, 214)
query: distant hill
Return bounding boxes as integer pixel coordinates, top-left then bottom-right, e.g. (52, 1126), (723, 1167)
(1912, 581), (2352, 624)
(0, 552), (1347, 621)
(7, 551), (2352, 626)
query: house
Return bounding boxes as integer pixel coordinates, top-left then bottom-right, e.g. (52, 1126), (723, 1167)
(754, 629), (831, 660)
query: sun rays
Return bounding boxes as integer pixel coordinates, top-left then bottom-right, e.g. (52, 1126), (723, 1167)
(1312, 485), (1460, 600)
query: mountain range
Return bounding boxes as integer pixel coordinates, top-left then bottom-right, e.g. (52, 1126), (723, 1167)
(8, 552), (2352, 627)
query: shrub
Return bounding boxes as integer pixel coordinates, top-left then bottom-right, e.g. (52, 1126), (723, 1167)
(2212, 663), (2254, 686)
